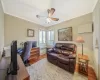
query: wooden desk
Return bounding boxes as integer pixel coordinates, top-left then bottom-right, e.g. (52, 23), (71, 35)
(78, 54), (89, 75)
(0, 55), (30, 80)
(17, 55), (30, 80)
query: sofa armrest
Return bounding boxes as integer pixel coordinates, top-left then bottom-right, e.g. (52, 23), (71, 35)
(68, 54), (76, 59)
(47, 48), (54, 53)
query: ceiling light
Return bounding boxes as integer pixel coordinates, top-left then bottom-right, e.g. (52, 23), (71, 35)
(46, 18), (51, 23)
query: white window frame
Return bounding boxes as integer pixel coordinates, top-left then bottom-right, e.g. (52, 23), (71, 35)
(39, 30), (46, 44)
(47, 30), (54, 45)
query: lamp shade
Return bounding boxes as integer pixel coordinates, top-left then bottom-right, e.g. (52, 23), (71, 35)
(76, 36), (84, 43)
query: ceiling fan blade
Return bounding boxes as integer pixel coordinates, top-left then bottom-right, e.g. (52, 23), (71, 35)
(48, 8), (55, 17)
(50, 18), (59, 21)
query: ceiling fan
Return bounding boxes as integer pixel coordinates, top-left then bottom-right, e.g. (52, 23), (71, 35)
(36, 8), (59, 23)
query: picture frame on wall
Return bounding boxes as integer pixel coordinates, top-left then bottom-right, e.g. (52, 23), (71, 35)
(58, 27), (72, 41)
(27, 29), (34, 37)
(78, 23), (93, 34)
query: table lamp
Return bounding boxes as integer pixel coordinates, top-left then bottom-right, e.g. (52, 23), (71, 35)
(76, 36), (85, 55)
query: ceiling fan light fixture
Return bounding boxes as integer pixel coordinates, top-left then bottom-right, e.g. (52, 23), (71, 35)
(36, 8), (59, 24)
(46, 18), (51, 23)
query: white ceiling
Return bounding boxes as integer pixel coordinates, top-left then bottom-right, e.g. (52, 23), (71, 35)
(1, 0), (98, 27)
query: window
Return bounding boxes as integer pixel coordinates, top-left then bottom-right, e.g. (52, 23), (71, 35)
(39, 30), (46, 44)
(47, 30), (54, 45)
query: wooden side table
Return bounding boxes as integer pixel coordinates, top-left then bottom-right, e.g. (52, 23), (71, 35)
(78, 54), (89, 76)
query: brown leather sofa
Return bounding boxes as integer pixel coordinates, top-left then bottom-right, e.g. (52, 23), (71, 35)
(47, 43), (77, 73)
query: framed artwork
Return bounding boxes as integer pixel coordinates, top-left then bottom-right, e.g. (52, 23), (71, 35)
(58, 27), (72, 41)
(27, 29), (34, 37)
(78, 23), (93, 34)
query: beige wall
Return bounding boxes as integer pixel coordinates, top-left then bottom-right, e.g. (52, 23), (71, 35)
(0, 0), (4, 57)
(4, 14), (46, 47)
(47, 13), (93, 65)
(93, 0), (100, 79)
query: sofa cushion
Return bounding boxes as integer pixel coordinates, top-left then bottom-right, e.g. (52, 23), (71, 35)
(62, 50), (73, 56)
(58, 54), (69, 64)
(68, 45), (75, 51)
(48, 53), (59, 58)
(68, 54), (76, 59)
(61, 47), (74, 51)
(53, 48), (62, 53)
(55, 43), (62, 49)
(48, 48), (54, 53)
(61, 46), (68, 50)
(68, 48), (74, 51)
(61, 44), (75, 51)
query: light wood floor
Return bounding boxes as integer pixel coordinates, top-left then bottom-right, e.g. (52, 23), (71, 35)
(30, 54), (97, 80)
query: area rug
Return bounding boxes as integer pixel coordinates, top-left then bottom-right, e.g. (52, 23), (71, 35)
(27, 58), (88, 80)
